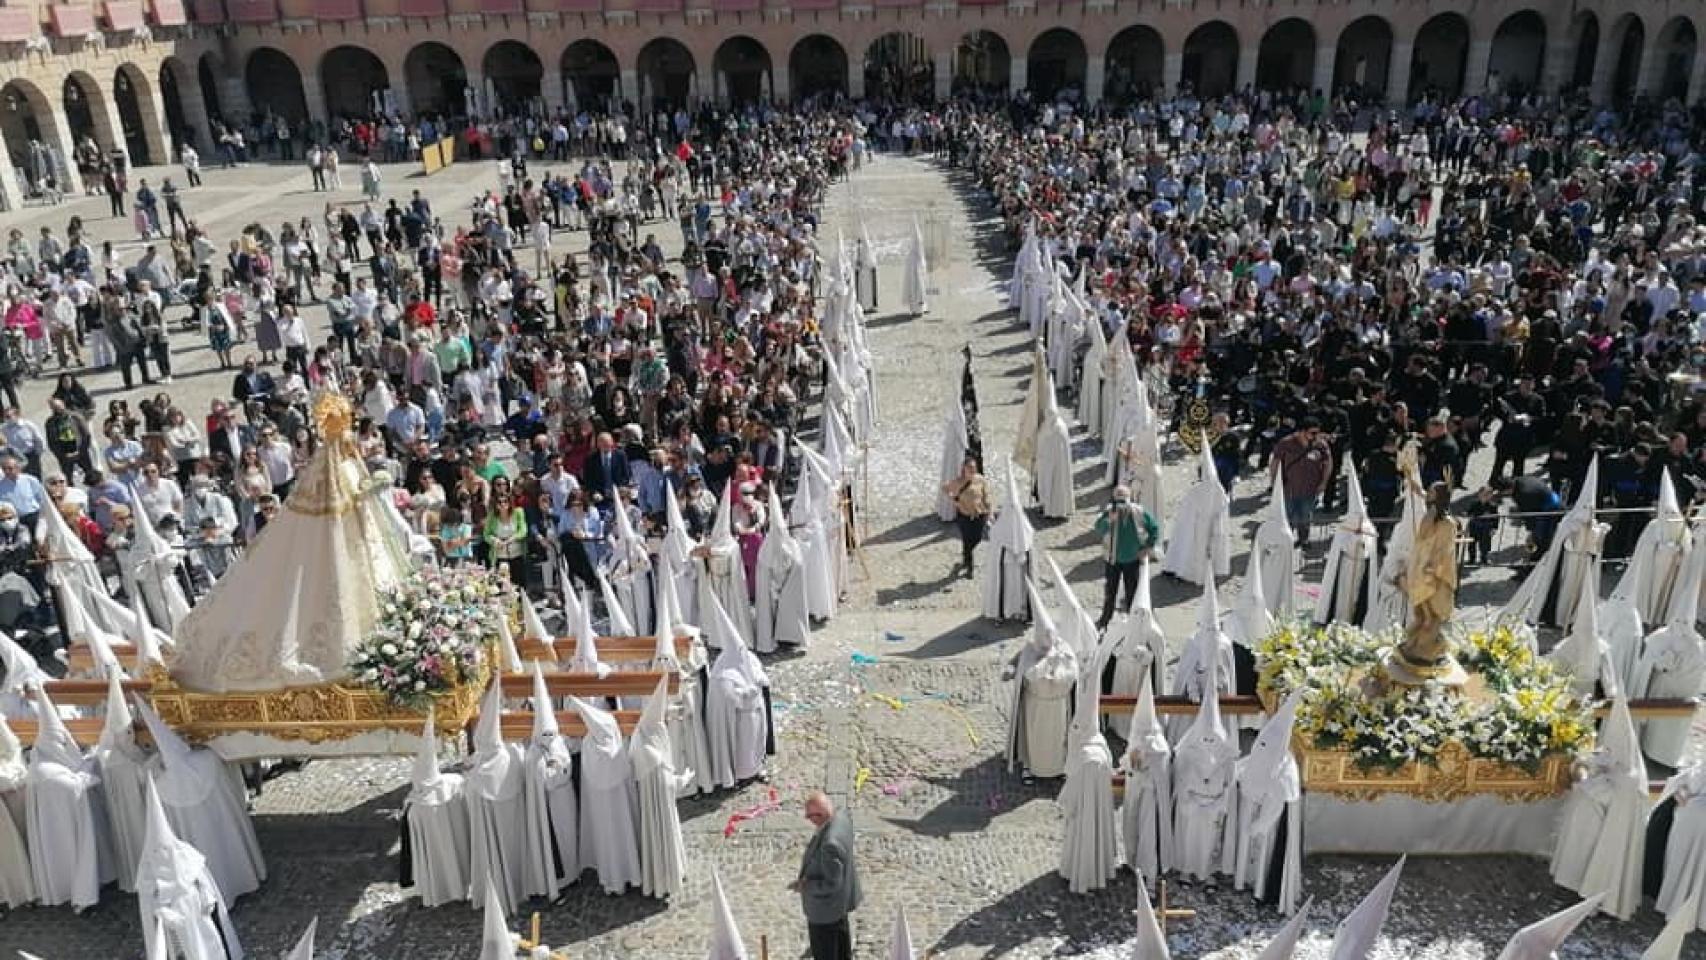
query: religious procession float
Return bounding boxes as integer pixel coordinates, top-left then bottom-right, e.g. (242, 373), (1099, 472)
(146, 392), (499, 758)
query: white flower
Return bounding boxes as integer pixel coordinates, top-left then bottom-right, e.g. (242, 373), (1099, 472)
(381, 643), (398, 656)
(414, 680), (427, 691)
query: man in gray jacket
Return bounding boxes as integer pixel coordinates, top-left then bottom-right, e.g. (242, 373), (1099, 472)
(791, 791), (861, 960)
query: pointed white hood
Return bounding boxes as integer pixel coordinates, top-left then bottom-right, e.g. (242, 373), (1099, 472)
(1547, 554), (1605, 685)
(1124, 670), (1169, 763)
(1176, 636), (1228, 757)
(889, 904), (917, 960)
(1641, 891), (1698, 960)
(1027, 579), (1060, 655)
(477, 869), (514, 960)
(30, 685), (85, 770)
(130, 586), (163, 674)
(664, 479), (700, 564)
(1600, 693), (1646, 783)
(1328, 857), (1405, 960)
(137, 777), (211, 924)
(708, 477), (737, 551)
(631, 673), (675, 779)
(495, 605), (524, 674)
(570, 593), (612, 679)
(1342, 467), (1371, 532)
(988, 458), (1034, 554)
(560, 573), (586, 634)
(1266, 469), (1294, 540)
(1239, 690), (1304, 831)
(133, 695), (216, 805)
(652, 558), (682, 670)
(610, 488), (650, 570)
(1495, 893), (1606, 960)
(597, 565), (636, 636)
(1196, 575), (1221, 636)
(1131, 872), (1171, 959)
(465, 677), (517, 800)
(1046, 553), (1097, 663)
(709, 592), (768, 690)
(1255, 898), (1314, 960)
(0, 713), (25, 791)
(0, 629), (44, 695)
(286, 917), (318, 960)
(98, 670), (136, 753)
(568, 695), (629, 791)
(407, 709), (454, 804)
(519, 592), (552, 646)
(706, 867), (749, 960)
(763, 485), (800, 556)
(530, 661), (560, 741)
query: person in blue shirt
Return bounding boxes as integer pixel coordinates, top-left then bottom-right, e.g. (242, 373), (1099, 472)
(0, 453), (46, 530)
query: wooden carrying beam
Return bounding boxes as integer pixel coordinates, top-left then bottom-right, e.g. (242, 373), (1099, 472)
(515, 634), (692, 665)
(65, 640), (137, 672)
(1108, 774), (1676, 799)
(34, 678), (153, 706)
(496, 671), (679, 698)
(495, 709), (641, 740)
(1098, 695), (1699, 720)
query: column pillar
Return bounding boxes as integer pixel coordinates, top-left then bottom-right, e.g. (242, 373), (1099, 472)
(1312, 46), (1335, 97)
(1086, 55), (1105, 104)
(0, 151), (22, 211)
(620, 69), (637, 108)
(1009, 56), (1026, 94)
(1688, 46), (1706, 104)
(696, 67), (714, 106)
(1635, 33), (1666, 98)
(542, 74), (566, 118)
(934, 49), (952, 100)
(172, 68), (218, 157)
(771, 67), (788, 104)
(89, 87), (131, 168)
(1463, 39), (1492, 96)
(1387, 41), (1413, 104)
(848, 63), (865, 100)
(1541, 40), (1573, 95)
(1589, 29), (1618, 103)
(1235, 43), (1256, 92)
(300, 73), (328, 130)
(1163, 52), (1182, 95)
(130, 76), (174, 166)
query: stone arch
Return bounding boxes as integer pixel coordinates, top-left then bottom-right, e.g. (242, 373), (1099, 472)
(114, 63), (167, 166)
(1609, 14), (1644, 102)
(1409, 12), (1470, 101)
(864, 32), (932, 103)
(1106, 25), (1164, 102)
(321, 46), (389, 120)
(954, 30), (1010, 96)
(198, 52), (225, 126)
(246, 47), (309, 123)
(62, 71), (116, 158)
(637, 37), (696, 110)
(1256, 18), (1315, 93)
(713, 35), (772, 105)
(1655, 16), (1698, 101)
(791, 34), (849, 102)
(403, 42), (467, 119)
(1, 78), (74, 195)
(561, 39), (618, 110)
(1489, 10), (1547, 96)
(158, 58), (197, 152)
(1334, 16), (1393, 98)
(1182, 21), (1239, 97)
(1028, 27), (1086, 101)
(484, 39), (543, 116)
(1569, 12), (1599, 92)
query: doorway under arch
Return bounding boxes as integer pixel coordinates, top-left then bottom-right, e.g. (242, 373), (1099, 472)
(1027, 28), (1086, 101)
(405, 42), (467, 119)
(1489, 11), (1547, 96)
(562, 39), (619, 110)
(1182, 22), (1239, 97)
(714, 36), (772, 105)
(1409, 13), (1470, 101)
(113, 64), (158, 164)
(637, 38), (696, 110)
(321, 45), (389, 120)
(1105, 26), (1163, 102)
(953, 31), (1010, 96)
(1334, 16), (1393, 99)
(791, 35), (849, 102)
(1257, 19), (1316, 93)
(245, 47), (308, 123)
(484, 40), (543, 116)
(865, 32), (932, 103)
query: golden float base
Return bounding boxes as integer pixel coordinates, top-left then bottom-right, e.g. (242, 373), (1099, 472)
(144, 659), (488, 751)
(1300, 739), (1571, 804)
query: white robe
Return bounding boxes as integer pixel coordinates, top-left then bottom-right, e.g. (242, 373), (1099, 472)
(1059, 733), (1119, 894)
(27, 699), (116, 909)
(903, 227), (928, 315)
(1632, 622), (1706, 767)
(1034, 411), (1076, 520)
(146, 744), (266, 901)
(632, 693), (691, 899)
(1254, 516), (1297, 620)
(705, 620), (773, 789)
(1005, 643), (1076, 778)
(1076, 323), (1107, 439)
(1171, 741), (1237, 882)
(980, 540), (1031, 621)
(575, 720), (643, 895)
(1550, 728), (1647, 918)
(96, 710), (152, 893)
(1161, 474), (1231, 585)
(521, 735), (580, 899)
(0, 724), (33, 907)
(403, 768), (472, 908)
(754, 521), (810, 653)
(1505, 514), (1609, 631)
(1121, 732), (1174, 878)
(1313, 524), (1379, 626)
(697, 548), (753, 650)
(464, 743), (531, 915)
(855, 237), (878, 313)
(937, 395), (969, 523)
(1656, 770), (1706, 931)
(137, 830), (242, 960)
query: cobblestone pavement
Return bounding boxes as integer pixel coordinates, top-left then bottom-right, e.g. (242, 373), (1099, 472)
(3, 154), (1695, 958)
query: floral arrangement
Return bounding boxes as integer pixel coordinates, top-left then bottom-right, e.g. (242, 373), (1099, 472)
(347, 563), (504, 711)
(1256, 620), (1595, 774)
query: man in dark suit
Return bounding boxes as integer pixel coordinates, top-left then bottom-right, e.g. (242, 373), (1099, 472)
(581, 431), (631, 505)
(207, 408), (254, 481)
(231, 358), (275, 420)
(791, 791), (860, 960)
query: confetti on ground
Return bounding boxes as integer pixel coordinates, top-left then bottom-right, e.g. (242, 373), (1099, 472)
(851, 652), (881, 666)
(854, 766), (873, 793)
(869, 692), (906, 711)
(882, 631), (907, 643)
(722, 788), (781, 838)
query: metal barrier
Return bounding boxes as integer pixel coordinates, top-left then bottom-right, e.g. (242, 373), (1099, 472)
(1302, 504), (1665, 568)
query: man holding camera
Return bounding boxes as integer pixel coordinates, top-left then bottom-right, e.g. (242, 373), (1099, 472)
(1094, 485), (1161, 629)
